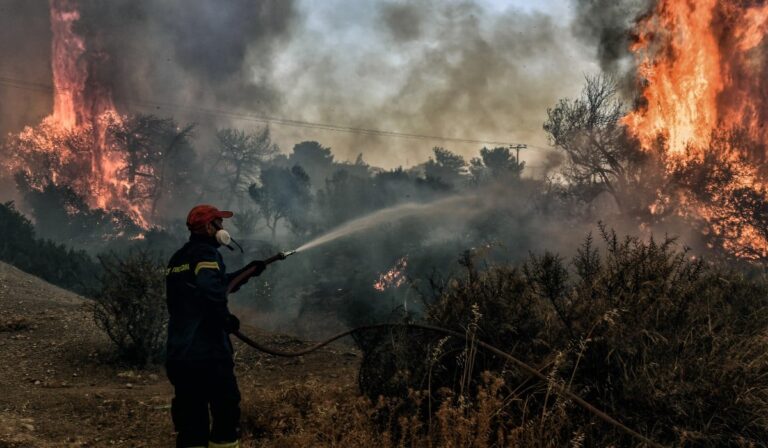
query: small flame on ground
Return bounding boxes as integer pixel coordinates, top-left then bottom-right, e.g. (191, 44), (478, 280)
(373, 256), (408, 292)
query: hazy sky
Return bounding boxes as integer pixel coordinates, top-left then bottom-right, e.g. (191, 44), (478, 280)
(260, 0), (599, 169)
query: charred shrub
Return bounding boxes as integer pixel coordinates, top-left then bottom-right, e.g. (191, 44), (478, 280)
(92, 250), (167, 365)
(359, 229), (768, 446)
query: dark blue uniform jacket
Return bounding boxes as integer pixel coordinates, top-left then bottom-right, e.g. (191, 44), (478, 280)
(165, 234), (251, 361)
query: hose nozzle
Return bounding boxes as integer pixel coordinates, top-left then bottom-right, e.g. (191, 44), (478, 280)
(265, 249), (298, 265)
(280, 250), (297, 258)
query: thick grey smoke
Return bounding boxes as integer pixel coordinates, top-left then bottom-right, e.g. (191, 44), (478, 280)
(0, 0), (297, 139)
(0, 0), (52, 137)
(75, 0), (297, 114)
(379, 2), (423, 42)
(269, 0), (597, 167)
(570, 0), (653, 90)
(1, 0), (601, 169)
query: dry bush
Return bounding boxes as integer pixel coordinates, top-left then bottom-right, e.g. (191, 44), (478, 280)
(538, 228), (768, 446)
(356, 228), (768, 446)
(91, 250), (167, 365)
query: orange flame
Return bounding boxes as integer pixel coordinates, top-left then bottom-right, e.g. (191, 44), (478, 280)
(50, 0), (85, 130)
(625, 0), (768, 157)
(624, 0), (768, 259)
(4, 0), (150, 228)
(373, 256), (408, 292)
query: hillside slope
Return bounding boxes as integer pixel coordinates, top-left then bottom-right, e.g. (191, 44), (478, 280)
(0, 262), (359, 447)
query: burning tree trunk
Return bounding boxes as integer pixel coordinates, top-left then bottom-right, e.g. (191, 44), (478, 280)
(107, 114), (195, 218)
(544, 75), (665, 219)
(50, 0), (88, 130)
(624, 0), (768, 158)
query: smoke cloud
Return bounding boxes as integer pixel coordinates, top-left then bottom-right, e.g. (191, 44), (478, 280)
(0, 0), (601, 170)
(569, 0), (654, 91)
(269, 0), (598, 166)
(0, 0), (52, 137)
(74, 0), (297, 114)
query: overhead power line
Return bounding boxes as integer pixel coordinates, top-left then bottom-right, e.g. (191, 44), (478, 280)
(0, 75), (533, 148)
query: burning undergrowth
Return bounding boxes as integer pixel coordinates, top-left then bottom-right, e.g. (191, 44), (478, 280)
(373, 256), (408, 292)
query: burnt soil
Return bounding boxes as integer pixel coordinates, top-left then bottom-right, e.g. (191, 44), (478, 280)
(0, 262), (360, 447)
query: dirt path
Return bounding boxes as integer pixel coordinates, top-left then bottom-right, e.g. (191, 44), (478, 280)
(0, 263), (359, 447)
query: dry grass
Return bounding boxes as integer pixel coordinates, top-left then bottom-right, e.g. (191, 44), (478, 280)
(239, 371), (590, 448)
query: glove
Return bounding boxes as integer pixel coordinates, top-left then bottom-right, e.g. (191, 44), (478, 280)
(246, 259), (267, 277)
(223, 314), (240, 334)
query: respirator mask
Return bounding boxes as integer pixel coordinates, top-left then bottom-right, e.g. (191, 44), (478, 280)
(213, 222), (243, 253)
(215, 229), (232, 246)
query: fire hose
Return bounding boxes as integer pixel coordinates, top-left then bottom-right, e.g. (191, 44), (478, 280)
(227, 252), (665, 448)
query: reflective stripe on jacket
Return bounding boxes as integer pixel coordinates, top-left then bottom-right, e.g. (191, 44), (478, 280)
(165, 234), (250, 360)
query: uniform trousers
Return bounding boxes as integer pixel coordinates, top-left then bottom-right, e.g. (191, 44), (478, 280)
(166, 359), (241, 447)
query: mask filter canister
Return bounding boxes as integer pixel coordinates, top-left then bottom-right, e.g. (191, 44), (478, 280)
(215, 229), (232, 246)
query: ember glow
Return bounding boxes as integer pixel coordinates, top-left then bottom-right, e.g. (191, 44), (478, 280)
(624, 0), (768, 259)
(4, 0), (149, 227)
(373, 256), (408, 292)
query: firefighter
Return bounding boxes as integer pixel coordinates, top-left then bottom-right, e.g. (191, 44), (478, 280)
(165, 204), (266, 448)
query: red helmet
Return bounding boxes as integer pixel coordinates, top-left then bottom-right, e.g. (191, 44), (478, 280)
(186, 204), (233, 233)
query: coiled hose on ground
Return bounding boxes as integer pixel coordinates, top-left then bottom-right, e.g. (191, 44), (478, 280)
(233, 324), (664, 448)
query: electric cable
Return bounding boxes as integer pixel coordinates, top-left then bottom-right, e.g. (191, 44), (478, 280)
(0, 76), (527, 148)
